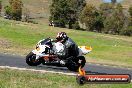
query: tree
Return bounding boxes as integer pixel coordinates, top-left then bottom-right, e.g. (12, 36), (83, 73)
(11, 0), (23, 20)
(99, 3), (114, 33)
(111, 0), (116, 4)
(120, 5), (132, 36)
(4, 6), (12, 19)
(129, 6), (132, 17)
(99, 3), (114, 19)
(5, 0), (23, 20)
(49, 0), (86, 29)
(67, 0), (86, 29)
(0, 0), (2, 15)
(22, 8), (30, 22)
(120, 26), (132, 36)
(128, 5), (132, 26)
(79, 4), (97, 31)
(49, 0), (69, 27)
(94, 12), (104, 32)
(103, 3), (125, 34)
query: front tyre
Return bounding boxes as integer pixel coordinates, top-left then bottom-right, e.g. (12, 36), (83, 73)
(26, 52), (41, 66)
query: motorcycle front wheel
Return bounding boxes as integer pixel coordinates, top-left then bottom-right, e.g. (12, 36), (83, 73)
(26, 52), (42, 66)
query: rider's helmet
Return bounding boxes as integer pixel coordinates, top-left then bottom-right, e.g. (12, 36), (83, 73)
(56, 32), (68, 43)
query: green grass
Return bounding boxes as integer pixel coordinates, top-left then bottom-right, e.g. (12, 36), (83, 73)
(0, 18), (132, 67)
(0, 68), (131, 88)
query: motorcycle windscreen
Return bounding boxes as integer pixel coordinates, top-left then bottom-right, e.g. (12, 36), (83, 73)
(40, 38), (51, 45)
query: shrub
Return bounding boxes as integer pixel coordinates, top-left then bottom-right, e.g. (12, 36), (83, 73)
(120, 26), (132, 36)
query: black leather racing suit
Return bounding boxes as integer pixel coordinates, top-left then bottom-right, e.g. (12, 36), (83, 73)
(62, 38), (79, 59)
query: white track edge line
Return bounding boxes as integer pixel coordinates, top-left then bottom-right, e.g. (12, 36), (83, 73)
(0, 66), (77, 76)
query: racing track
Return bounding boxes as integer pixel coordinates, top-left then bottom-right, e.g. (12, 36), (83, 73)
(0, 53), (132, 77)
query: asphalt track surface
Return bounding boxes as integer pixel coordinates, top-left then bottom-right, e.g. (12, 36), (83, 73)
(0, 53), (132, 77)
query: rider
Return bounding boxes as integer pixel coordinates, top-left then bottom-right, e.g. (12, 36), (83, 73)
(56, 32), (79, 59)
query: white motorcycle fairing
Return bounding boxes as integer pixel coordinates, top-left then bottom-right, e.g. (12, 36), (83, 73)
(26, 38), (92, 71)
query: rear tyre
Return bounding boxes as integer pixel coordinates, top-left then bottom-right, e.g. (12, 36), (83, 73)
(26, 52), (42, 66)
(77, 56), (86, 68)
(66, 60), (79, 71)
(66, 56), (86, 72)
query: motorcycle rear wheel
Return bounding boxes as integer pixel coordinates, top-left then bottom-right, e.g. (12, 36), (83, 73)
(77, 56), (86, 68)
(66, 56), (86, 72)
(26, 52), (42, 66)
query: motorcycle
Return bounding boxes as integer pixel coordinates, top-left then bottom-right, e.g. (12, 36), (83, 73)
(26, 38), (92, 71)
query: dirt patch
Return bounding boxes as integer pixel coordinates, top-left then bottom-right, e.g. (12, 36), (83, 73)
(0, 38), (31, 55)
(0, 38), (12, 49)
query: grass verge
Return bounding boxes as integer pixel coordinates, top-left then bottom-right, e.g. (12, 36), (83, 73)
(0, 68), (131, 88)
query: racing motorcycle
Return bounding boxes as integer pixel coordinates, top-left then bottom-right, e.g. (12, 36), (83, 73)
(26, 38), (92, 71)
